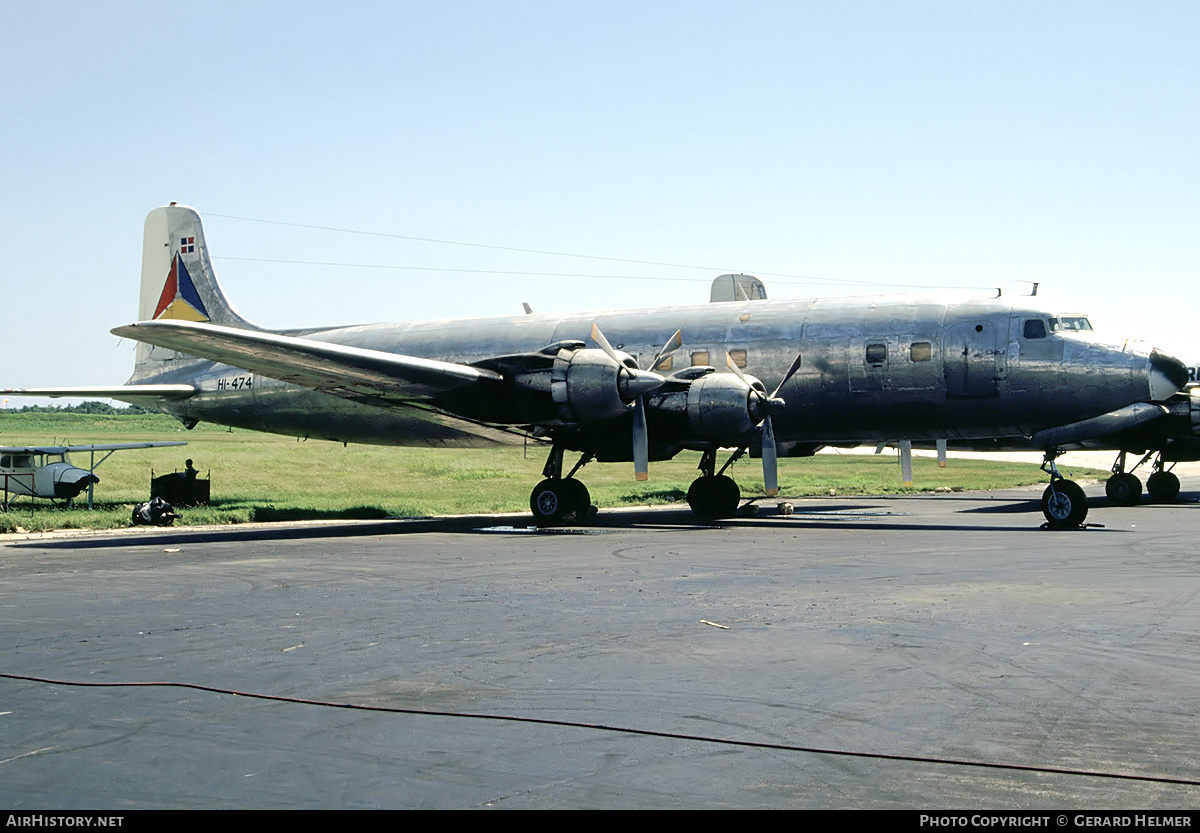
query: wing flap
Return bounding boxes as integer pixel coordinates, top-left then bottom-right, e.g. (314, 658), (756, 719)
(111, 320), (501, 399)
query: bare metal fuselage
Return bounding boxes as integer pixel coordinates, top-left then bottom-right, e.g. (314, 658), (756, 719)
(130, 294), (1166, 456)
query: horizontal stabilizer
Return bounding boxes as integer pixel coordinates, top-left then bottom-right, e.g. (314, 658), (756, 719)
(2, 385), (196, 400)
(111, 320), (502, 399)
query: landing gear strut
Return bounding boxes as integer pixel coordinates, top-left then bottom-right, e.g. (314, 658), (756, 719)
(1040, 452), (1088, 529)
(686, 447), (743, 519)
(529, 445), (594, 526)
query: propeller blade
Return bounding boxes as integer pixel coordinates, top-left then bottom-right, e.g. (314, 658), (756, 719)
(761, 413), (779, 496)
(649, 330), (682, 372)
(633, 397), (649, 481)
(590, 323), (623, 369)
(770, 353), (803, 400)
(725, 351), (750, 386)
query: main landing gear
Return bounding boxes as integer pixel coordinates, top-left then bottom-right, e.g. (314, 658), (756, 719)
(1106, 450), (1180, 505)
(529, 446), (595, 526)
(1040, 453), (1088, 529)
(686, 447), (743, 519)
(528, 443), (751, 525)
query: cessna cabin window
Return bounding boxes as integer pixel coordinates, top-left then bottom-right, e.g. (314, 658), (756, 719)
(865, 343), (887, 366)
(1023, 319), (1047, 339)
(910, 342), (932, 362)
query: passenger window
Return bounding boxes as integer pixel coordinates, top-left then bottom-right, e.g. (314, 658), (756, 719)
(1023, 319), (1047, 339)
(691, 350), (710, 367)
(728, 350), (748, 368)
(865, 343), (887, 366)
(910, 342), (932, 362)
(653, 355), (673, 372)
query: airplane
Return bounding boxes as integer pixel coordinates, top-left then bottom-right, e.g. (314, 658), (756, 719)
(0, 442), (186, 509)
(1, 203), (1190, 528)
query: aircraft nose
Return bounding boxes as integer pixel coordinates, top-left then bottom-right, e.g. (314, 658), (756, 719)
(1149, 348), (1189, 401)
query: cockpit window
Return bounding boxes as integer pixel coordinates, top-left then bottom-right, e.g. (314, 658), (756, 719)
(1023, 319), (1047, 339)
(1051, 315), (1093, 332)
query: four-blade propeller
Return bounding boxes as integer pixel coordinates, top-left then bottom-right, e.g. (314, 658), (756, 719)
(725, 351), (802, 496)
(590, 324), (681, 480)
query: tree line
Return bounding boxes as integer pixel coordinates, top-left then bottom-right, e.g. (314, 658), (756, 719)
(4, 401), (156, 415)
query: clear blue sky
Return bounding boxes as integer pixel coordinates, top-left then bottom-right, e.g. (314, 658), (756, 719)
(2, 1), (1197, 405)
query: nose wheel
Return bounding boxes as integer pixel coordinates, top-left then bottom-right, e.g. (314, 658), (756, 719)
(1041, 454), (1088, 528)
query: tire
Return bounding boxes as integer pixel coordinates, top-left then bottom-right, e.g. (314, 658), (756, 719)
(1146, 470), (1181, 503)
(1041, 480), (1088, 528)
(530, 479), (568, 525)
(687, 475), (741, 519)
(1104, 473), (1142, 506)
(561, 478), (592, 521)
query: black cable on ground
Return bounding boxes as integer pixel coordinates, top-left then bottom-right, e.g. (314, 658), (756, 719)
(3, 671), (1196, 788)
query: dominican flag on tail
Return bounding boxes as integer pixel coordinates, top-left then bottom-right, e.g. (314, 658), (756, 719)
(152, 253), (210, 322)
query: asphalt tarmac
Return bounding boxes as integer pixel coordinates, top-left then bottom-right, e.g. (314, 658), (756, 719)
(3, 478), (1200, 809)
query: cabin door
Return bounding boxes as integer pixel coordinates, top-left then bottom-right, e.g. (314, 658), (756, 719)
(943, 321), (1000, 398)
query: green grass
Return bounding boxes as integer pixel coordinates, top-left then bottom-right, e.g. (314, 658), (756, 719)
(0, 412), (1103, 532)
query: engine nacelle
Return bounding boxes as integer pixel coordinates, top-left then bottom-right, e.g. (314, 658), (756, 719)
(649, 369), (767, 445)
(687, 371), (767, 441)
(550, 347), (641, 423)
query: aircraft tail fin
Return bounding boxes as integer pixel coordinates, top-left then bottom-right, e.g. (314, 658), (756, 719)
(133, 204), (258, 374)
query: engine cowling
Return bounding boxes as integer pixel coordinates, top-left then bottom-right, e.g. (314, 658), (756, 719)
(649, 368), (768, 445)
(686, 371), (768, 442)
(549, 347), (663, 424)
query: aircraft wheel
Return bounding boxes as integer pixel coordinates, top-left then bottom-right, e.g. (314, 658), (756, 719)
(530, 479), (569, 525)
(687, 475), (741, 519)
(1104, 473), (1142, 506)
(1146, 471), (1181, 503)
(561, 478), (592, 521)
(1041, 480), (1088, 528)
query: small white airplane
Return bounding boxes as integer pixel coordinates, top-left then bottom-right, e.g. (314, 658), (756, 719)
(0, 442), (187, 509)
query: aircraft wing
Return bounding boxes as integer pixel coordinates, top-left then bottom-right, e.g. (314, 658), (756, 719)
(2, 385), (196, 399)
(111, 320), (502, 399)
(0, 442), (188, 454)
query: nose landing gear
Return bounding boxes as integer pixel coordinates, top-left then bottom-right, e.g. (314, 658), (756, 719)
(1041, 453), (1088, 528)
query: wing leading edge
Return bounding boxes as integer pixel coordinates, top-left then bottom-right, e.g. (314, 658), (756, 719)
(1, 385), (197, 400)
(0, 442), (189, 454)
(111, 320), (502, 400)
